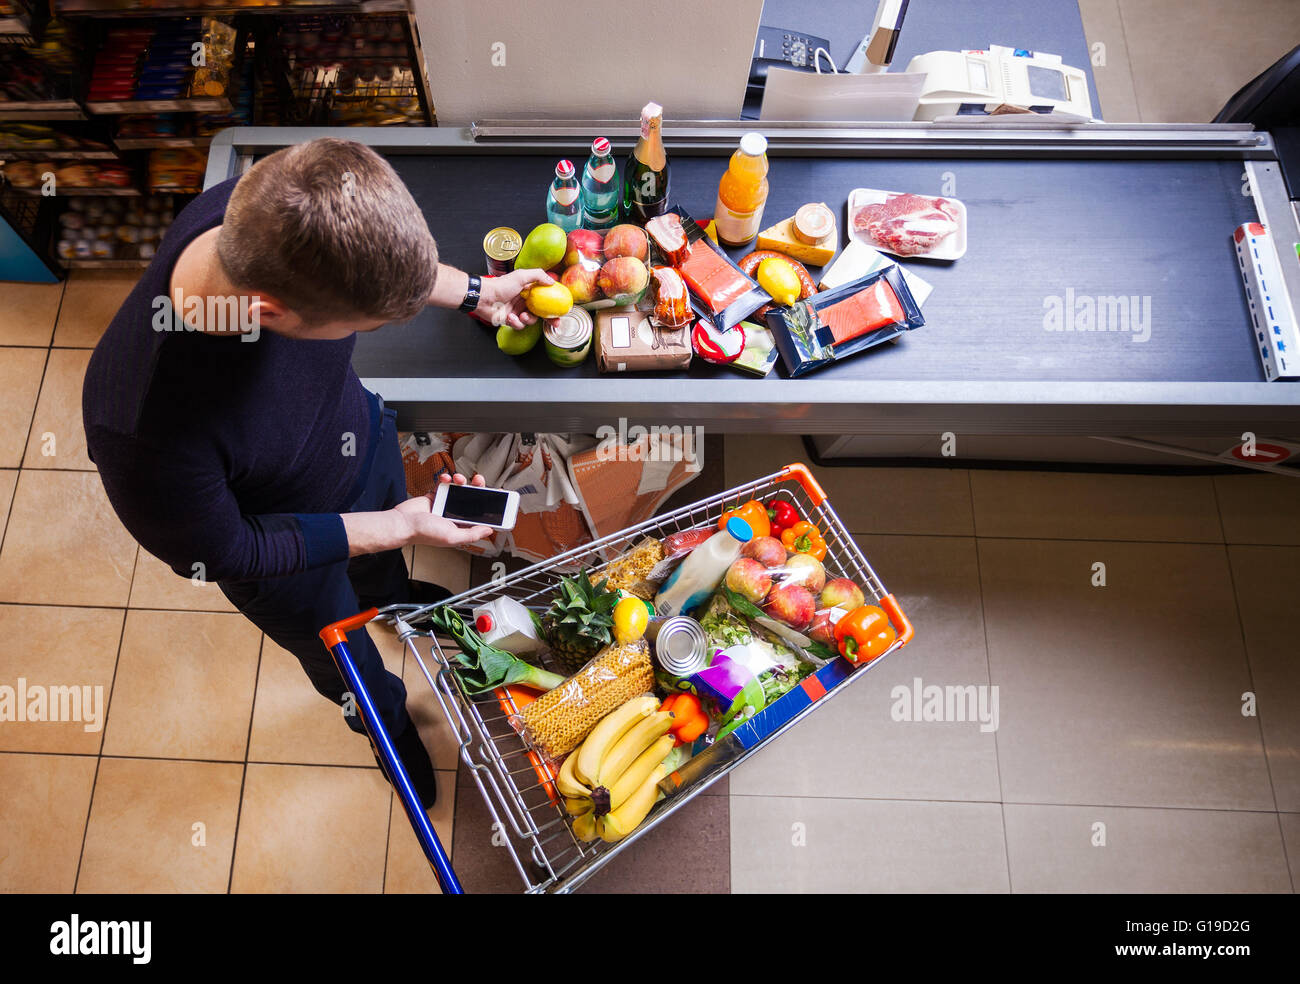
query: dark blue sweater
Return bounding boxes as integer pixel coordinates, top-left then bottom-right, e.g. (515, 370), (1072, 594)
(83, 177), (380, 582)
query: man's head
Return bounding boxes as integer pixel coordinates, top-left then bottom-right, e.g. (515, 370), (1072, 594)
(217, 137), (437, 338)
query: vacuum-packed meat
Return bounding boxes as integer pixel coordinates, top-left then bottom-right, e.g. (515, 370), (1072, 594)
(650, 265), (692, 329)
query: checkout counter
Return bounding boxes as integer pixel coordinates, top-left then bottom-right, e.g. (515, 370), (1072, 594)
(201, 0), (1300, 472)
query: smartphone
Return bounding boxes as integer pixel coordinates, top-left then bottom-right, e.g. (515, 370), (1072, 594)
(431, 483), (519, 530)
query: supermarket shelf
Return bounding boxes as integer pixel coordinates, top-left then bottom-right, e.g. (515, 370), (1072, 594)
(7, 184), (140, 196)
(0, 100), (86, 121)
(85, 96), (233, 115)
(55, 0), (410, 16)
(0, 16), (34, 39)
(0, 148), (119, 159)
(58, 257), (150, 269)
(113, 134), (212, 150)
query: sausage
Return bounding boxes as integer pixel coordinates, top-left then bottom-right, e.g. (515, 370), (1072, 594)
(650, 265), (692, 329)
(738, 250), (817, 316)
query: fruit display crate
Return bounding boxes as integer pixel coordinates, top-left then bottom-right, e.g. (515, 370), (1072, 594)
(319, 463), (914, 894)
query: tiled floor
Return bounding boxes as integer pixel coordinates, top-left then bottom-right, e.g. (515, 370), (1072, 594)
(3, 7), (1299, 893)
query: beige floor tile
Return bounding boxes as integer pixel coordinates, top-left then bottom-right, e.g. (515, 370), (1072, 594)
(0, 281), (62, 347)
(0, 470), (137, 606)
(731, 535), (1002, 802)
(0, 348), (47, 468)
(102, 609), (261, 761)
(230, 763), (391, 893)
(970, 470), (1222, 542)
(1280, 813), (1300, 890)
(22, 347), (93, 470)
(248, 634), (391, 768)
(725, 433), (975, 536)
(1077, 0), (1141, 122)
(383, 770), (456, 894)
(0, 752), (97, 892)
(0, 469), (15, 539)
(76, 757), (242, 894)
(1004, 803), (1291, 893)
(1119, 0), (1300, 122)
(53, 270), (138, 348)
(980, 538), (1274, 810)
(411, 544), (472, 594)
(0, 604), (122, 754)
(1214, 474), (1300, 546)
(730, 796), (1009, 893)
(1228, 546), (1300, 812)
(128, 547), (236, 612)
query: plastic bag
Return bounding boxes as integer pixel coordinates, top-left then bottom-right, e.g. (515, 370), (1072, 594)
(511, 639), (654, 761)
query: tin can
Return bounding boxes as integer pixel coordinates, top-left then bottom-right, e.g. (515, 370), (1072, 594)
(483, 226), (521, 275)
(543, 308), (593, 368)
(645, 616), (710, 678)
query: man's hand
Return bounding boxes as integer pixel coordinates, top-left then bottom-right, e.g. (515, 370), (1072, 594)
(392, 471), (493, 547)
(476, 268), (555, 330)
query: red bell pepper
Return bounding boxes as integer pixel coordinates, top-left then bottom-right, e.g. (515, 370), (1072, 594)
(767, 499), (800, 537)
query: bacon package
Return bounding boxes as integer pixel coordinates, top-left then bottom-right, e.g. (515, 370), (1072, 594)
(650, 206), (771, 331)
(649, 265), (692, 329)
(766, 265), (923, 377)
(852, 193), (959, 257)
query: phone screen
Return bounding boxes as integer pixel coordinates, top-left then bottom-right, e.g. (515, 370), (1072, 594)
(442, 485), (510, 525)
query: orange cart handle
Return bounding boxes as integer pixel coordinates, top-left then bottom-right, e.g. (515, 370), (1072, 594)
(880, 593), (914, 646)
(781, 462), (827, 507)
(318, 607), (380, 650)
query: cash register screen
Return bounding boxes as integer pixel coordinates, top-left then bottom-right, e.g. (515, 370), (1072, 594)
(1026, 65), (1067, 102)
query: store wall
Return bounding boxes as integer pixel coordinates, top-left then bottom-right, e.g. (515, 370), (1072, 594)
(411, 0), (763, 122)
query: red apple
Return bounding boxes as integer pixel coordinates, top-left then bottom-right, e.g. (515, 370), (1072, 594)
(820, 577), (865, 611)
(741, 535), (787, 569)
(560, 263), (600, 303)
(808, 607), (841, 647)
(564, 228), (604, 267)
(725, 557), (772, 604)
(603, 223), (649, 261)
(778, 552), (825, 594)
(762, 582), (815, 631)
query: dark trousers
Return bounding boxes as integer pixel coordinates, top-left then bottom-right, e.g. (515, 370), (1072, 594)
(219, 404), (412, 739)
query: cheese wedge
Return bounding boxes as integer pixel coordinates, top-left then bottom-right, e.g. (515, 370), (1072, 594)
(756, 204), (838, 267)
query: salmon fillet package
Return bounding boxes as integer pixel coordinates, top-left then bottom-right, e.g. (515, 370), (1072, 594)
(650, 206), (770, 331)
(766, 265), (923, 377)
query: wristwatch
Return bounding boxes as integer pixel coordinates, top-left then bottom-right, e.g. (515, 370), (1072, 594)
(458, 274), (482, 313)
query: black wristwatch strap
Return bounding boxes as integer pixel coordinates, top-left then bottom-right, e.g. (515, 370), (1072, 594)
(458, 274), (482, 313)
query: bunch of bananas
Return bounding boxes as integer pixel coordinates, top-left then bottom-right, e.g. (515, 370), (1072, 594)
(558, 695), (675, 843)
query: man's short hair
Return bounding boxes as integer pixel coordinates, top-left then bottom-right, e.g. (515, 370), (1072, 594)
(217, 137), (437, 324)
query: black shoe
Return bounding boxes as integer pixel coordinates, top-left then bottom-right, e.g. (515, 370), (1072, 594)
(406, 578), (453, 606)
(374, 720), (438, 808)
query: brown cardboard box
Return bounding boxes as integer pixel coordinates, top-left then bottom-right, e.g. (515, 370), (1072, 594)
(596, 305), (692, 372)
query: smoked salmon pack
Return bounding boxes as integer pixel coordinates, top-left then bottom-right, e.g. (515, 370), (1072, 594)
(649, 206), (770, 331)
(766, 265), (924, 377)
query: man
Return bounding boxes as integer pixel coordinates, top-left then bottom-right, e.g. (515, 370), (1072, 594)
(83, 137), (551, 807)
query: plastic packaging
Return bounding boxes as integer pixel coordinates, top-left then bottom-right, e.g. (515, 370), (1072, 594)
(851, 192), (960, 256)
(653, 207), (771, 331)
(472, 597), (542, 655)
(654, 517), (753, 617)
(767, 265), (924, 378)
(512, 639), (654, 761)
(558, 224), (650, 311)
(598, 536), (667, 599)
(713, 132), (770, 246)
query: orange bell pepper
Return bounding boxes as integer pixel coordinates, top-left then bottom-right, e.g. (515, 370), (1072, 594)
(661, 692), (709, 746)
(833, 605), (896, 665)
(780, 520), (826, 561)
(718, 499), (771, 539)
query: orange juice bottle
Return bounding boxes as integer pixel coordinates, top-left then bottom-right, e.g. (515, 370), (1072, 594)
(713, 132), (769, 246)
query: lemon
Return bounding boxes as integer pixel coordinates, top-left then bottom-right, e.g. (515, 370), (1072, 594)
(757, 256), (801, 307)
(613, 596), (649, 644)
(522, 283), (573, 319)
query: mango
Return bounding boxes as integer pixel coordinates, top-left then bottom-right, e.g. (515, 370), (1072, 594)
(497, 320), (542, 356)
(515, 223), (568, 271)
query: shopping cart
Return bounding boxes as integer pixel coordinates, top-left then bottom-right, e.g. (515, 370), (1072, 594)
(319, 463), (913, 894)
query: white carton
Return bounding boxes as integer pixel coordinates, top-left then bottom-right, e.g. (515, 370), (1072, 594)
(1234, 222), (1300, 381)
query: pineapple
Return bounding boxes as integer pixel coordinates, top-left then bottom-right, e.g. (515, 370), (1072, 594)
(543, 570), (620, 674)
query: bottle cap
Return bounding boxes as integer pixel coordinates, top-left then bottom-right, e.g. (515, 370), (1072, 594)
(556, 159), (575, 178)
(739, 132), (768, 157)
(475, 614), (493, 633)
(592, 137), (610, 155)
(724, 517), (754, 542)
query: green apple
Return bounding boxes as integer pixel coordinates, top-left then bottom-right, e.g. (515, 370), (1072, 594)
(496, 320), (542, 356)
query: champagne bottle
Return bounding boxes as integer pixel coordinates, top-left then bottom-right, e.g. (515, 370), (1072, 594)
(621, 102), (669, 223)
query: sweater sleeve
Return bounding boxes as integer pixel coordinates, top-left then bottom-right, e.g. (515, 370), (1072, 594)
(89, 424), (349, 583)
